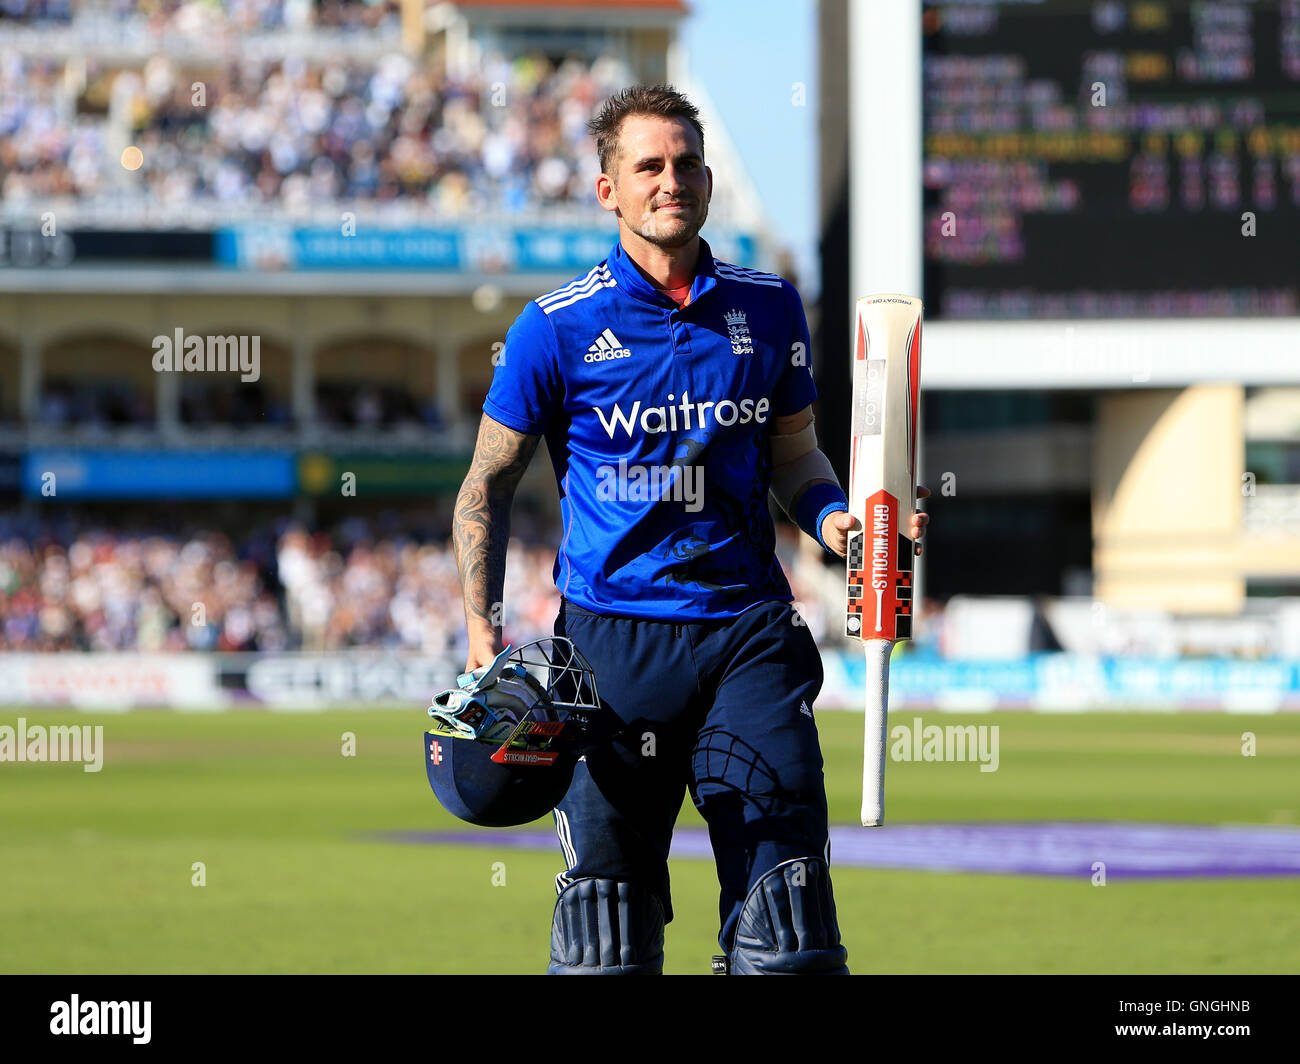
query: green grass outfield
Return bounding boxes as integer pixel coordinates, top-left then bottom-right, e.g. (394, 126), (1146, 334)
(1, 708), (1298, 974)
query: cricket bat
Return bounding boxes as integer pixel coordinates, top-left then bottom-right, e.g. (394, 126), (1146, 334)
(845, 295), (922, 827)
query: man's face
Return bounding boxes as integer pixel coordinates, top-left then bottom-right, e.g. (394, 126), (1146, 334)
(597, 114), (712, 250)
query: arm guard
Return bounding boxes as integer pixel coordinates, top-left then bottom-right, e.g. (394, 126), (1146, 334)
(769, 418), (848, 551)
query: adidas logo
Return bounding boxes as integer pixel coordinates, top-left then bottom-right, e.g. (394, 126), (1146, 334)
(585, 328), (633, 363)
(799, 700), (812, 718)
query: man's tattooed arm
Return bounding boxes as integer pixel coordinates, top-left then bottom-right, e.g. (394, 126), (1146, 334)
(453, 414), (541, 664)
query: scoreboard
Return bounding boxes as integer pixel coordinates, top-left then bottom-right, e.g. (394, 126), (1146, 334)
(922, 0), (1300, 319)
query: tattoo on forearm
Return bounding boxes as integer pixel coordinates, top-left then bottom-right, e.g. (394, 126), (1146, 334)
(453, 417), (540, 634)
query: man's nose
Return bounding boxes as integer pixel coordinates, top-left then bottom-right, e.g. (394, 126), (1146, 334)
(660, 166), (687, 194)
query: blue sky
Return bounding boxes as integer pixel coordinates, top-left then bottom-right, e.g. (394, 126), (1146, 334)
(681, 0), (819, 295)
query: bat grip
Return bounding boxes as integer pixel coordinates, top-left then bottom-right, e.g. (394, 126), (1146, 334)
(861, 639), (894, 827)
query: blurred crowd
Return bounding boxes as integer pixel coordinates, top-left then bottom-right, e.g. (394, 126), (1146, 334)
(0, 0), (72, 21)
(312, 382), (440, 430)
(0, 0), (398, 30)
(275, 526), (561, 655)
(0, 518), (843, 655)
(1, 34), (633, 218)
(0, 523), (287, 652)
(0, 53), (85, 204)
(38, 378), (156, 428)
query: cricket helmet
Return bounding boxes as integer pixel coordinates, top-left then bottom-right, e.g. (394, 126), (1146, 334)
(424, 638), (607, 827)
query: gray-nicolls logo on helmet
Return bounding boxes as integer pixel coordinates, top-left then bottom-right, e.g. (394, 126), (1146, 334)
(424, 638), (615, 827)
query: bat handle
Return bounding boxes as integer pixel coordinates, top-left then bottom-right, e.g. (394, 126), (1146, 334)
(861, 639), (894, 827)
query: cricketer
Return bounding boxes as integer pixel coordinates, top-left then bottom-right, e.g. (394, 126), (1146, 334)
(451, 85), (929, 974)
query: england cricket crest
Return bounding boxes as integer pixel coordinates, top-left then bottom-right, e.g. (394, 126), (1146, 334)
(724, 309), (754, 355)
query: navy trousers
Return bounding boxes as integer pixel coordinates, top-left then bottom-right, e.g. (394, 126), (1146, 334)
(551, 597), (832, 955)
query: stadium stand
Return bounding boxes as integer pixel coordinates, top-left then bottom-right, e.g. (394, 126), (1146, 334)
(0, 517), (838, 654)
(0, 0), (801, 681)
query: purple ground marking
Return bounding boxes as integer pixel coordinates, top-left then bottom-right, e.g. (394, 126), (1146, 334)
(375, 822), (1300, 878)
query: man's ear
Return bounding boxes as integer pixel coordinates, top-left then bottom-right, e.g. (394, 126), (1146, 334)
(706, 164), (713, 201)
(595, 172), (618, 212)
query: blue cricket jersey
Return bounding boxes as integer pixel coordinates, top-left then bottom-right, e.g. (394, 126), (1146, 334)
(483, 237), (818, 620)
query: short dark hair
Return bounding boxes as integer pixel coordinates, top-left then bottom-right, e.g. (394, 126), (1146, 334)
(587, 84), (705, 176)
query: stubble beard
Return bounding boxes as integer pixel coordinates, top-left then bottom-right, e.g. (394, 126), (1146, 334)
(628, 196), (710, 250)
